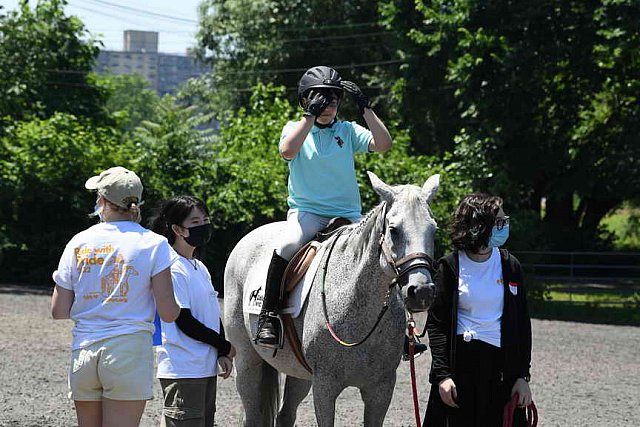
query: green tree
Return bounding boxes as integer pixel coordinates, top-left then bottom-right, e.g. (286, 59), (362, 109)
(385, 0), (640, 249)
(130, 95), (217, 206)
(0, 0), (106, 128)
(99, 73), (161, 132)
(191, 0), (397, 116)
(0, 114), (123, 283)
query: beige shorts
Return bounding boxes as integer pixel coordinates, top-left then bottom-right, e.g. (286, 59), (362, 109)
(69, 332), (154, 401)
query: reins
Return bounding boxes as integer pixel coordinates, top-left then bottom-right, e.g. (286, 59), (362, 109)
(320, 202), (437, 348)
(318, 202), (436, 426)
(320, 227), (391, 347)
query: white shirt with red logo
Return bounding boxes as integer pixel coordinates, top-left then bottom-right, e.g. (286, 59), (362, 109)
(457, 247), (504, 347)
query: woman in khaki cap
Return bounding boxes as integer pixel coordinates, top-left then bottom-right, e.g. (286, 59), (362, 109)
(51, 166), (180, 427)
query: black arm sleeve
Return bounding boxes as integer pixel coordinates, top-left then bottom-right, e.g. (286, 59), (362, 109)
(516, 260), (532, 380)
(175, 308), (232, 356)
(427, 260), (454, 385)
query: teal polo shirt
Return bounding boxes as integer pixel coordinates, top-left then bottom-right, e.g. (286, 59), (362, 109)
(280, 120), (372, 221)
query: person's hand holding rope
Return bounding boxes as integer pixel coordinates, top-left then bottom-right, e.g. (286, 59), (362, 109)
(511, 378), (532, 407)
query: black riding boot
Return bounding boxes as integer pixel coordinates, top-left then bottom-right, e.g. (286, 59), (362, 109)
(403, 336), (428, 361)
(254, 251), (288, 347)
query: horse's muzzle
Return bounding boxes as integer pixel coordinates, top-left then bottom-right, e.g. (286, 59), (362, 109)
(402, 281), (436, 313)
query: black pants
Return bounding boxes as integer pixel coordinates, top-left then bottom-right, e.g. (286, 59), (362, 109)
(424, 336), (526, 427)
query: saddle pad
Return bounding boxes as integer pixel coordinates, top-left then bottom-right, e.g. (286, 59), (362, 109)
(243, 244), (327, 318)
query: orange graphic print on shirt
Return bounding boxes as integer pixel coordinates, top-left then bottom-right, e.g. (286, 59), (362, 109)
(101, 264), (139, 302)
(76, 245), (139, 303)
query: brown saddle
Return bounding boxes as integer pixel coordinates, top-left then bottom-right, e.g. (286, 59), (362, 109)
(279, 217), (351, 374)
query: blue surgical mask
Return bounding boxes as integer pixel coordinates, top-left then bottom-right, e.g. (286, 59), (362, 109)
(489, 224), (509, 247)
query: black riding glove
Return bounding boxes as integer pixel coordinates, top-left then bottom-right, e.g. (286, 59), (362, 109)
(302, 90), (330, 117)
(341, 80), (370, 114)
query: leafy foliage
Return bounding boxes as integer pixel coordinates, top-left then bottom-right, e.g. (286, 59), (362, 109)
(0, 114), (122, 283)
(99, 73), (161, 132)
(383, 0), (640, 249)
(0, 0), (106, 128)
(191, 0), (395, 116)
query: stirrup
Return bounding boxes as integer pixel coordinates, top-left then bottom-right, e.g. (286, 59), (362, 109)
(254, 312), (285, 350)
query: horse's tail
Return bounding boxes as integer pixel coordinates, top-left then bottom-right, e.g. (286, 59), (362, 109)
(259, 361), (281, 426)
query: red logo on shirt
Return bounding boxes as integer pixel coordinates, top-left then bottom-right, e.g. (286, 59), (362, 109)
(508, 281), (519, 296)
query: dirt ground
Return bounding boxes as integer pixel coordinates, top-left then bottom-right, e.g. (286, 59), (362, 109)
(0, 285), (638, 426)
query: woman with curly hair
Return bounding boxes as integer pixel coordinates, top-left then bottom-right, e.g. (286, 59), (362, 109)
(424, 193), (533, 426)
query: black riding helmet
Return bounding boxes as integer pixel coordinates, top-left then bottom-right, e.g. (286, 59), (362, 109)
(297, 66), (343, 108)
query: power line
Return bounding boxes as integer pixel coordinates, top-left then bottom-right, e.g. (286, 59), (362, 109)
(69, 4), (162, 28)
(83, 1), (383, 33)
(83, 0), (197, 24)
(277, 31), (392, 44)
(209, 59), (403, 77)
(277, 22), (381, 32)
(44, 58), (402, 80)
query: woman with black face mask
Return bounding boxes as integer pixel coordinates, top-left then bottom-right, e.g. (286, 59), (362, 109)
(151, 196), (236, 427)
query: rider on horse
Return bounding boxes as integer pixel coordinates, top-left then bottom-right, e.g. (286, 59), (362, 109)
(254, 66), (427, 358)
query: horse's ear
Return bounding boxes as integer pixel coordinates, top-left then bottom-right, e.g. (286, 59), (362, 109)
(368, 171), (396, 203)
(422, 174), (440, 204)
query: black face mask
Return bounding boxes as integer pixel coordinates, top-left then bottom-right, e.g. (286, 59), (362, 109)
(184, 223), (212, 247)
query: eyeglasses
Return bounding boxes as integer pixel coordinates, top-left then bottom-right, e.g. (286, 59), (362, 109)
(495, 216), (510, 230)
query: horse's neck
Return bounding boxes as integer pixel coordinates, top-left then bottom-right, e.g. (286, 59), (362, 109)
(328, 224), (389, 305)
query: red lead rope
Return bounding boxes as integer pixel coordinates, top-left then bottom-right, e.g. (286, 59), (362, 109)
(503, 392), (538, 427)
(407, 318), (422, 427)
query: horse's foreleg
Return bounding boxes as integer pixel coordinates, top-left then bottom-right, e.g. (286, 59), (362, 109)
(276, 375), (312, 427)
(360, 372), (396, 427)
(311, 375), (343, 427)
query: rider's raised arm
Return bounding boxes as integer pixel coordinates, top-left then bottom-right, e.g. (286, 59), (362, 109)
(279, 116), (315, 160)
(363, 108), (392, 153)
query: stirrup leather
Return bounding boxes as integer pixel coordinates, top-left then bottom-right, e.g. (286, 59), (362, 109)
(254, 312), (285, 349)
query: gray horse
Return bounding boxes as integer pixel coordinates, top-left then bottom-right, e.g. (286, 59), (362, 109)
(224, 172), (440, 426)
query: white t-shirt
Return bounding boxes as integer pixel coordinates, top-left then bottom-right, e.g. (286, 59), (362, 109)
(457, 247), (504, 348)
(156, 257), (221, 379)
(53, 221), (177, 350)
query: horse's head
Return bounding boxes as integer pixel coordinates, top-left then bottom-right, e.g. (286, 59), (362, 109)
(368, 171), (440, 313)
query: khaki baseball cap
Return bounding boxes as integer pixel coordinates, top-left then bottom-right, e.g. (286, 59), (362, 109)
(85, 167), (143, 208)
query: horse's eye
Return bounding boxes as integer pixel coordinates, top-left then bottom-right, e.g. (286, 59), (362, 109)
(388, 226), (398, 235)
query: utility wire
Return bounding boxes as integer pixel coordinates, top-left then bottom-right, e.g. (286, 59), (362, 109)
(83, 0), (197, 24)
(48, 57), (400, 77)
(81, 1), (386, 35)
(208, 59), (403, 76)
(70, 4), (164, 28)
(85, 0), (383, 33)
(273, 31), (392, 44)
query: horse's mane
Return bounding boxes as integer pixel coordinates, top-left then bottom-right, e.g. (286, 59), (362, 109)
(338, 201), (386, 259)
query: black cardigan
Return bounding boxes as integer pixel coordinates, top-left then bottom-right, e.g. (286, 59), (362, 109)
(427, 249), (532, 386)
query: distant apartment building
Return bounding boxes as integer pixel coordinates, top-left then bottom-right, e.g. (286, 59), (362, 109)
(95, 30), (209, 95)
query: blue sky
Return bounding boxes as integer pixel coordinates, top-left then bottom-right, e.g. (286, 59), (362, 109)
(1, 0), (202, 54)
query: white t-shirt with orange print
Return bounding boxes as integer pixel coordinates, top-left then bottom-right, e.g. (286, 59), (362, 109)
(53, 221), (178, 350)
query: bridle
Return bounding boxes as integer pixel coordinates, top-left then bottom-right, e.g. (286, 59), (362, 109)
(321, 202), (437, 347)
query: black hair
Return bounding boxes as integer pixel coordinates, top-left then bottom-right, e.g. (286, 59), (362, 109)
(149, 196), (210, 246)
(449, 193), (503, 253)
